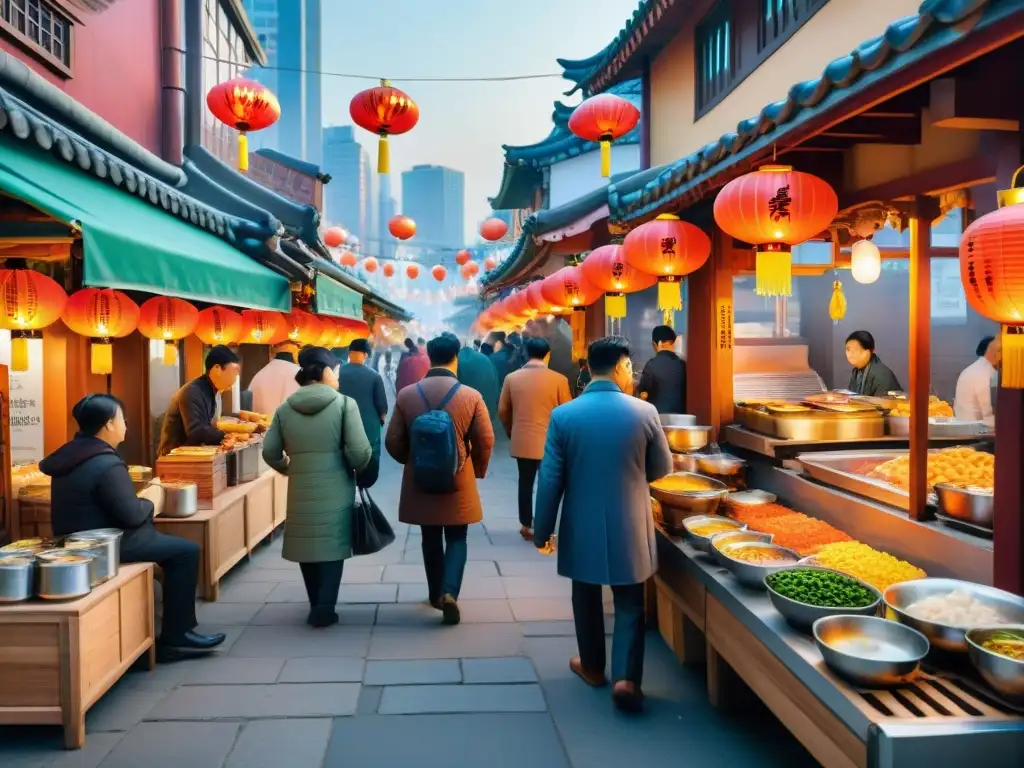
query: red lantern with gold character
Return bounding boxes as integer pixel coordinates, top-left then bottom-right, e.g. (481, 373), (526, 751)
(237, 309), (284, 346)
(349, 79), (419, 174)
(389, 215), (416, 240)
(541, 266), (601, 360)
(568, 94), (640, 178)
(455, 249), (471, 266)
(0, 267), (67, 371)
(623, 214), (711, 311)
(138, 297), (199, 365)
(431, 265), (447, 282)
(323, 227), (347, 248)
(63, 288), (140, 375)
(195, 306), (243, 347)
(206, 78), (280, 172)
(581, 244), (658, 318)
(406, 263), (420, 280)
(714, 164), (838, 297)
(480, 218), (508, 242)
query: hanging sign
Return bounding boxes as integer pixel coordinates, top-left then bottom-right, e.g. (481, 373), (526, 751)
(0, 334), (45, 463)
(717, 299), (734, 351)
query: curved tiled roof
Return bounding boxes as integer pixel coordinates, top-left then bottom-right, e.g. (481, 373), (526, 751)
(607, 0), (1012, 229)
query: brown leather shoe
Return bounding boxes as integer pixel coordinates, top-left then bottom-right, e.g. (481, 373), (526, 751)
(569, 656), (607, 687)
(612, 680), (644, 713)
(520, 526), (533, 541)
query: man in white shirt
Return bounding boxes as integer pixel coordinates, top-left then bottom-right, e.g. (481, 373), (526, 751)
(954, 335), (1000, 428)
(247, 342), (300, 416)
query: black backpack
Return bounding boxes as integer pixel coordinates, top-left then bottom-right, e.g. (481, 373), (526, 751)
(409, 382), (462, 493)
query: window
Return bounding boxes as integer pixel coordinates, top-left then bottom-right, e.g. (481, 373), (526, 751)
(695, 1), (733, 115)
(759, 0), (828, 53)
(1, 0), (74, 75)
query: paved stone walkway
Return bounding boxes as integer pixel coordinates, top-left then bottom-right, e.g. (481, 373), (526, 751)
(1, 393), (818, 766)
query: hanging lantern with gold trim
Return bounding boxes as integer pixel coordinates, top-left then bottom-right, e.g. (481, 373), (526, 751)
(580, 244), (657, 319)
(194, 306), (243, 346)
(63, 288), (140, 375)
(622, 214), (710, 312)
(0, 266), (67, 371)
(138, 296), (199, 365)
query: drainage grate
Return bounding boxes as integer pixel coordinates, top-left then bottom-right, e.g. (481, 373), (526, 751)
(855, 669), (1020, 720)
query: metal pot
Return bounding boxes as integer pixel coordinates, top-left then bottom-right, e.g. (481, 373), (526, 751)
(696, 454), (747, 477)
(934, 483), (994, 528)
(659, 414), (698, 428)
(662, 425), (713, 453)
(35, 552), (93, 600)
(64, 531), (121, 586)
(159, 482), (199, 518)
(671, 452), (702, 474)
(0, 555), (34, 602)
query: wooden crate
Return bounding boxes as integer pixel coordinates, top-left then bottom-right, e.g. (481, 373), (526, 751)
(0, 563), (155, 749)
(244, 473), (275, 552)
(156, 453), (227, 509)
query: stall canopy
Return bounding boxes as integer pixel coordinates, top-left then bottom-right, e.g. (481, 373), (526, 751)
(313, 272), (363, 319)
(0, 136), (291, 311)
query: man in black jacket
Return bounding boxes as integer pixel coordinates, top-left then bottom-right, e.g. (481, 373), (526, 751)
(338, 339), (388, 487)
(637, 325), (687, 414)
(157, 345), (243, 457)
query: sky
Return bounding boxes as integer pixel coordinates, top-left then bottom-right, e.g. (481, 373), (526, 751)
(319, 0), (642, 242)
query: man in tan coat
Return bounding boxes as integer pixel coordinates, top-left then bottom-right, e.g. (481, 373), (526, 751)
(498, 336), (571, 541)
(385, 333), (494, 626)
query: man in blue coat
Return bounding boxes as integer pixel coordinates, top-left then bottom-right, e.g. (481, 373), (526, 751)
(533, 336), (673, 713)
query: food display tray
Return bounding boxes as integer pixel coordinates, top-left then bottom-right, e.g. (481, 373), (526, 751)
(796, 451), (937, 513)
(935, 513), (994, 539)
(886, 416), (991, 438)
(735, 406), (885, 442)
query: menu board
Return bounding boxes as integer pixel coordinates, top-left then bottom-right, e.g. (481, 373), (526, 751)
(0, 334), (44, 464)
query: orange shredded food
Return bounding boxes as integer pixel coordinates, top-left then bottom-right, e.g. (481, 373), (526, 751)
(747, 514), (852, 556)
(727, 502), (797, 525)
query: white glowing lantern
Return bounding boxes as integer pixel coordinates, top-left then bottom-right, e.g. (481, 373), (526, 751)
(850, 239), (881, 284)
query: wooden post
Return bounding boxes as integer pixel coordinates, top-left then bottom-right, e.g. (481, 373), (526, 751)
(908, 196), (937, 521)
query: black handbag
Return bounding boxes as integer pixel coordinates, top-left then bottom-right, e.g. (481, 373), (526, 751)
(351, 486), (395, 555)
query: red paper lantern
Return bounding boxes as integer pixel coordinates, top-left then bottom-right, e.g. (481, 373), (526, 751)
(526, 280), (554, 315)
(237, 309), (284, 346)
(580, 244), (658, 318)
(504, 289), (534, 320)
(455, 249), (471, 266)
(623, 214), (711, 311)
(138, 297), (200, 365)
(273, 309), (323, 346)
(431, 265), (447, 282)
(567, 93), (640, 178)
(382, 262), (396, 278)
(406, 263), (420, 280)
(337, 316), (371, 341)
(194, 306), (243, 347)
(388, 215), (416, 240)
(714, 164), (838, 297)
(363, 257), (379, 273)
(480, 218), (508, 242)
(314, 317), (341, 348)
(339, 250), (357, 267)
(0, 268), (68, 371)
(206, 77), (281, 172)
(349, 79), (419, 174)
(323, 227), (347, 248)
(540, 266), (601, 313)
(460, 264), (474, 281)
(63, 288), (140, 375)
(484, 255), (498, 271)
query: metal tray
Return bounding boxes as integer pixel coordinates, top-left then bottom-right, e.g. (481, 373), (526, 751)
(798, 451), (915, 511)
(886, 416), (990, 438)
(735, 406), (885, 442)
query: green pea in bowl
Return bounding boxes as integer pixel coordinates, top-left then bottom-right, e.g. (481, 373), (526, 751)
(765, 566), (882, 632)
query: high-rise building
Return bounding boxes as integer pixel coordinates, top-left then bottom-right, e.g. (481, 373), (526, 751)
(378, 174), (397, 262)
(400, 165), (465, 251)
(242, 0), (322, 163)
(322, 126), (371, 241)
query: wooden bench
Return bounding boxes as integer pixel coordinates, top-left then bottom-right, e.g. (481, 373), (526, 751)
(154, 470), (285, 601)
(0, 562), (155, 749)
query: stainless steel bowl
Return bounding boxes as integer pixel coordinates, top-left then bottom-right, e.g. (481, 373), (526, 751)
(966, 625), (1024, 702)
(697, 454), (746, 477)
(681, 515), (745, 553)
(884, 578), (1024, 653)
(671, 453), (701, 474)
(0, 555), (34, 602)
(765, 566), (882, 632)
(710, 530), (773, 567)
(717, 541), (801, 589)
(813, 615), (930, 687)
(662, 425), (713, 453)
(35, 552), (93, 600)
(659, 414), (697, 427)
(726, 490), (777, 507)
(159, 482), (198, 518)
(934, 484), (994, 528)
(64, 531), (121, 587)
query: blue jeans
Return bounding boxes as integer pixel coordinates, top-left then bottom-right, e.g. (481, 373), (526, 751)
(421, 525), (468, 601)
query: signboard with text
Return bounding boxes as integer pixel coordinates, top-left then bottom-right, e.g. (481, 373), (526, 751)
(0, 334), (44, 464)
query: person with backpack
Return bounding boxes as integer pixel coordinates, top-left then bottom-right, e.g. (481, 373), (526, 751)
(385, 333), (495, 626)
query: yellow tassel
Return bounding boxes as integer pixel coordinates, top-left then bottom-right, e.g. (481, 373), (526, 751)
(657, 278), (682, 311)
(828, 280), (847, 323)
(163, 341), (178, 366)
(663, 309), (676, 327)
(378, 135), (390, 174)
(238, 132), (248, 172)
(605, 293), (626, 318)
(11, 335), (29, 372)
(600, 140), (611, 177)
(1001, 325), (1024, 388)
(570, 310), (587, 361)
(91, 341), (113, 376)
(755, 248), (792, 297)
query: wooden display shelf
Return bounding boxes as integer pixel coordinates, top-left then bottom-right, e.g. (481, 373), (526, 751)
(154, 470), (281, 601)
(0, 563), (155, 749)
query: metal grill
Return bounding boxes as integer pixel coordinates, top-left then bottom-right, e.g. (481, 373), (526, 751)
(857, 669), (1021, 720)
(733, 371), (825, 402)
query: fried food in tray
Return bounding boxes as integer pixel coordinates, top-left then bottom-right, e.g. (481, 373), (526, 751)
(237, 410), (272, 428)
(867, 446), (993, 492)
(887, 395), (954, 418)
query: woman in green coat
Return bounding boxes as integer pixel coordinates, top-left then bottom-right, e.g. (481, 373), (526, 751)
(263, 347), (372, 627)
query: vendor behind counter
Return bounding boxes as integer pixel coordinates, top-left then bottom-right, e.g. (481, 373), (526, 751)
(845, 330), (901, 397)
(157, 345), (244, 457)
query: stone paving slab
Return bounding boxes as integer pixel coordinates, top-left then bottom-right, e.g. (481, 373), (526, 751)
(180, 656), (285, 685)
(462, 657), (538, 683)
(368, 623), (525, 660)
(376, 599), (515, 624)
(229, 624), (371, 658)
(265, 582), (398, 604)
(502, 576), (573, 598)
(364, 659), (462, 685)
(395, 578), (507, 603)
(99, 722), (239, 768)
(216, 580), (279, 603)
(342, 564), (387, 583)
(278, 657), (365, 683)
(497, 560), (560, 576)
(147, 682), (361, 719)
(85, 687), (165, 732)
(195, 601), (264, 626)
(249, 602), (377, 626)
(378, 683), (547, 714)
(224, 719), (332, 768)
(509, 597), (576, 621)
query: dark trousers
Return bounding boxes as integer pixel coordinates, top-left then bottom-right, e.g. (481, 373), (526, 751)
(421, 525), (468, 601)
(572, 580), (646, 685)
(122, 532), (199, 643)
(516, 458), (540, 528)
(299, 561), (345, 618)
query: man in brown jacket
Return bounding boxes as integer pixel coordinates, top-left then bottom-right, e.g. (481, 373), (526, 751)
(499, 337), (572, 541)
(385, 333), (495, 626)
